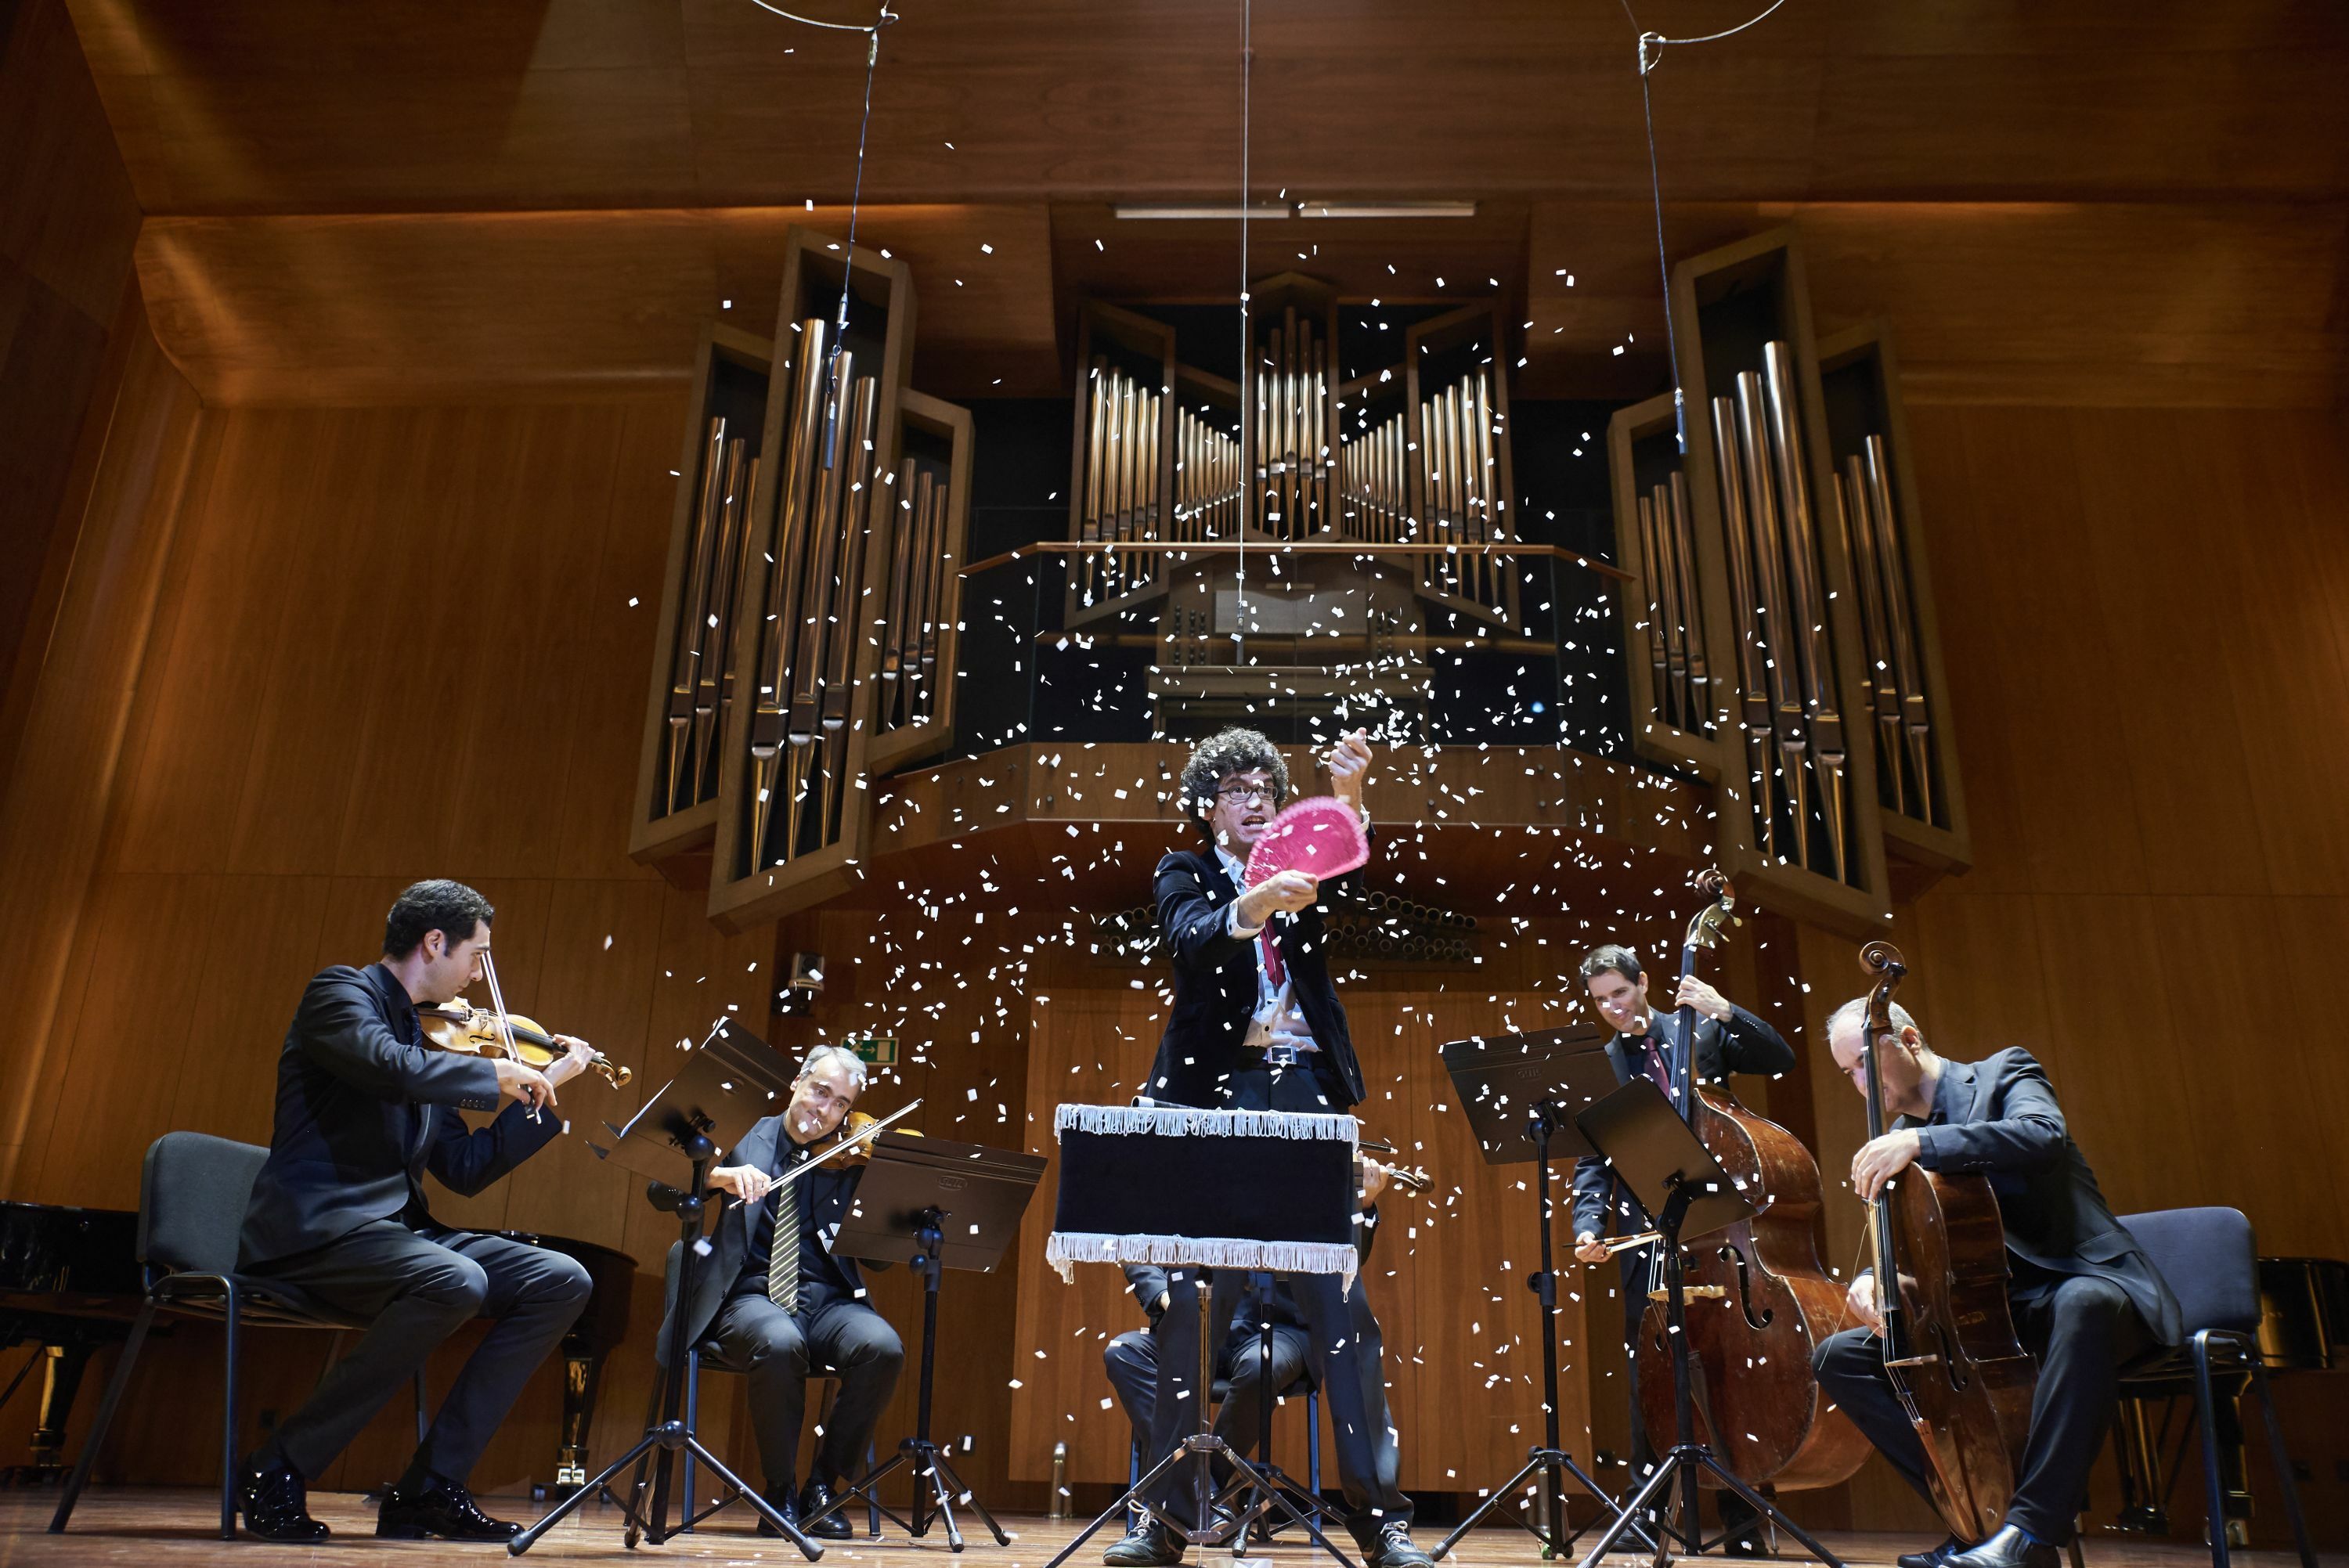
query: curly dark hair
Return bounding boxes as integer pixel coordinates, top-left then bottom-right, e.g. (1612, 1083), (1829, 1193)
(384, 879), (496, 961)
(1178, 727), (1290, 835)
(1577, 943), (1643, 986)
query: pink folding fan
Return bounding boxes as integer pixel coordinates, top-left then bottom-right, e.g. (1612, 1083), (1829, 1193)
(1243, 795), (1369, 886)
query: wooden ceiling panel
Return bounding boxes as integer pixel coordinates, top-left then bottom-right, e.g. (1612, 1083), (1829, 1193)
(135, 204), (1057, 404)
(66, 0), (2349, 216)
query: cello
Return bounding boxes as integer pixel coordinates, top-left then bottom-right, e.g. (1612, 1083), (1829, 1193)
(1632, 871), (1871, 1494)
(1855, 940), (2034, 1541)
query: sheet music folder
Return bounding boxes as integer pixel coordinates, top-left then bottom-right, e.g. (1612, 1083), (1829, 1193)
(584, 1016), (792, 1183)
(1438, 1026), (1616, 1166)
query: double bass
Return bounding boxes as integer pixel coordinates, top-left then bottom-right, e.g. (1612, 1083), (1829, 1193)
(1632, 871), (1871, 1493)
(1855, 941), (2033, 1541)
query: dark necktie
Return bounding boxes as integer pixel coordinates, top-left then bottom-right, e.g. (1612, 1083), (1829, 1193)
(766, 1146), (801, 1314)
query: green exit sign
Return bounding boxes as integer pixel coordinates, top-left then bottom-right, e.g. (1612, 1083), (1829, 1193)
(846, 1036), (898, 1066)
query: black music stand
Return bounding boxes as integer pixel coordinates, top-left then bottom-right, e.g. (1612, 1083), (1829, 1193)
(805, 1132), (1045, 1552)
(1569, 1080), (1843, 1568)
(1041, 1108), (1361, 1568)
(507, 1019), (819, 1559)
(1433, 1029), (1651, 1561)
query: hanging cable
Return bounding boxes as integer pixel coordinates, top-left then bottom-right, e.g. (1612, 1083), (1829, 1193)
(746, 0), (889, 30)
(1232, 0), (1253, 665)
(1618, 0), (1794, 452)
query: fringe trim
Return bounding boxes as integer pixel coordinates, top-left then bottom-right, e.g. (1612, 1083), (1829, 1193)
(1053, 1103), (1359, 1145)
(1045, 1230), (1359, 1294)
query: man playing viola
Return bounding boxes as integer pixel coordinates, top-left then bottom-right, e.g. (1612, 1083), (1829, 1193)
(1813, 999), (2182, 1568)
(658, 1044), (904, 1540)
(237, 879), (600, 1543)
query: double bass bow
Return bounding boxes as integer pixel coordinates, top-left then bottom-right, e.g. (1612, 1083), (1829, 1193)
(1631, 870), (1871, 1494)
(1855, 941), (2033, 1542)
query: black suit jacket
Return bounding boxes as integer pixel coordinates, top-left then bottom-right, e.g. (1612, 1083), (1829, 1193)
(1143, 839), (1367, 1111)
(655, 1112), (885, 1364)
(240, 964), (562, 1267)
(1568, 1004), (1795, 1240)
(1894, 1047), (2184, 1347)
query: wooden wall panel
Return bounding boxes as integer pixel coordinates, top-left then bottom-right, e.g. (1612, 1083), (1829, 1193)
(0, 0), (143, 745)
(1790, 403), (2349, 1540)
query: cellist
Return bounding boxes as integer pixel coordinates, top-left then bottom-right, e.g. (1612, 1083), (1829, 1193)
(1813, 997), (2182, 1568)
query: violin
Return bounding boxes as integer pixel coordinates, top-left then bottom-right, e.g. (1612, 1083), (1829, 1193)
(1358, 1137), (1433, 1197)
(1631, 869), (1871, 1495)
(815, 1107), (925, 1163)
(1856, 940), (2033, 1542)
(418, 1000), (632, 1091)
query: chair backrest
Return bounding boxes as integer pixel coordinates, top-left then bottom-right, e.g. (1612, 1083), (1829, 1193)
(139, 1132), (269, 1278)
(2118, 1206), (2258, 1336)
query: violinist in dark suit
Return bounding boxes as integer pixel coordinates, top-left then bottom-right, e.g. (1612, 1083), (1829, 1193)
(1813, 999), (2184, 1568)
(1568, 943), (1795, 1548)
(236, 879), (600, 1544)
(1113, 726), (1426, 1568)
(661, 1045), (903, 1540)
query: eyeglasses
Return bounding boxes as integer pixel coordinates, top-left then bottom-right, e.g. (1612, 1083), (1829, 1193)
(1216, 784), (1277, 806)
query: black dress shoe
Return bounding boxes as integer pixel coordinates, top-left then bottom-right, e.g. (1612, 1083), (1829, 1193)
(1102, 1518), (1186, 1566)
(240, 1458), (330, 1544)
(1366, 1521), (1434, 1568)
(1947, 1525), (2059, 1568)
(798, 1478), (853, 1541)
(376, 1476), (522, 1541)
(1900, 1535), (1971, 1568)
(756, 1487), (803, 1539)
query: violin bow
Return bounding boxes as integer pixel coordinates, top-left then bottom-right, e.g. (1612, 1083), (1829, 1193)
(760, 1096), (925, 1199)
(476, 951), (536, 1123)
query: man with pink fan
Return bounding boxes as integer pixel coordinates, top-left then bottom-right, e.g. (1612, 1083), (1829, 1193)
(1108, 727), (1429, 1568)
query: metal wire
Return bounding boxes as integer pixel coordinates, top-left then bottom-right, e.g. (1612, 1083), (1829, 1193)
(1233, 0), (1253, 664)
(1619, 0), (1797, 452)
(746, 0), (890, 32)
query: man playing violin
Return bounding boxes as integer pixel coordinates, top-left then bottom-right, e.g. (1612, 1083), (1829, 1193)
(236, 879), (601, 1543)
(1568, 943), (1795, 1551)
(657, 1044), (904, 1540)
(1115, 726), (1429, 1568)
(1813, 1000), (2182, 1568)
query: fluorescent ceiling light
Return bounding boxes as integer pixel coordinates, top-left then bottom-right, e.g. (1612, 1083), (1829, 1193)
(1296, 200), (1478, 219)
(1113, 204), (1293, 220)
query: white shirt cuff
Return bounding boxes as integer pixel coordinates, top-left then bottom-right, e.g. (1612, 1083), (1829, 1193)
(1228, 901), (1264, 939)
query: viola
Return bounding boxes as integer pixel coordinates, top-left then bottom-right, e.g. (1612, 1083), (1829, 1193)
(1632, 870), (1871, 1494)
(1856, 940), (2033, 1541)
(418, 1000), (631, 1090)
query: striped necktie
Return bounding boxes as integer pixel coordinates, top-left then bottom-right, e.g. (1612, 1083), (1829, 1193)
(765, 1147), (801, 1314)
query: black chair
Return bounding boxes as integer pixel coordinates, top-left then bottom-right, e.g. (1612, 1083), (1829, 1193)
(49, 1132), (428, 1539)
(2114, 1208), (2318, 1568)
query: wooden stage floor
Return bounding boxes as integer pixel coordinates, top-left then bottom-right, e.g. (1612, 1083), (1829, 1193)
(3, 1491), (2337, 1568)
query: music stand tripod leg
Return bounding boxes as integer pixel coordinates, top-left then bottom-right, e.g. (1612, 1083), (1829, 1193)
(1434, 1106), (1658, 1563)
(507, 1148), (824, 1563)
(1041, 1285), (1358, 1568)
(1572, 1179), (1842, 1568)
(816, 1209), (1011, 1551)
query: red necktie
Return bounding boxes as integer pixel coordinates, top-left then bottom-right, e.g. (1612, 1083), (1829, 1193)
(1259, 924), (1287, 989)
(1638, 1033), (1672, 1095)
